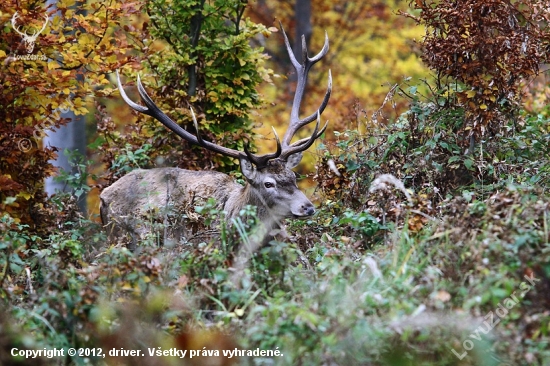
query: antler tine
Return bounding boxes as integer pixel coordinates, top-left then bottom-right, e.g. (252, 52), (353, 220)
(279, 21), (329, 79)
(243, 126), (282, 168)
(189, 107), (205, 144)
(279, 23), (330, 157)
(117, 71), (148, 113)
(294, 70), (332, 127)
(279, 111), (325, 160)
(291, 119), (329, 148)
(117, 70), (282, 167)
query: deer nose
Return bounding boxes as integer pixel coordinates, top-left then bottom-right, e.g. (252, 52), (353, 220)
(303, 203), (315, 216)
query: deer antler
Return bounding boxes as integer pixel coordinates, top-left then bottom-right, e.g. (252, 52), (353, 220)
(115, 26), (330, 168)
(278, 23), (332, 161)
(116, 71), (282, 168)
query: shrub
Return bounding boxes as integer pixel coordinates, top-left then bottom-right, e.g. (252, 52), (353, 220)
(403, 0), (550, 138)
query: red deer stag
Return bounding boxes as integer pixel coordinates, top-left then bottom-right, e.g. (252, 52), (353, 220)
(100, 27), (331, 250)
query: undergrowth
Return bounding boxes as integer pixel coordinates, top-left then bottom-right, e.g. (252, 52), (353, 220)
(2, 89), (550, 365)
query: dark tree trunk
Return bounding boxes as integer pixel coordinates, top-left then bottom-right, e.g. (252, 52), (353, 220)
(187, 0), (206, 96)
(294, 0), (312, 63)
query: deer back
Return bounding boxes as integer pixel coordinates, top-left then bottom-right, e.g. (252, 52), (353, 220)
(101, 168), (239, 215)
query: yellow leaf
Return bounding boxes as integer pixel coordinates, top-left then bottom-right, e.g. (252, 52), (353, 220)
(0, 50), (6, 58)
(17, 191), (34, 200)
(480, 104), (488, 110)
(47, 62), (59, 70)
(465, 90), (476, 98)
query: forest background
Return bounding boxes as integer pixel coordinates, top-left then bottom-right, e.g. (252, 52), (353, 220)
(1, 0), (550, 365)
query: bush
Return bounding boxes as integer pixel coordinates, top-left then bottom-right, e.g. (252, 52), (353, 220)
(403, 0), (550, 137)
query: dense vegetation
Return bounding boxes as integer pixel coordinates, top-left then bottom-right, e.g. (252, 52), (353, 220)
(1, 0), (550, 365)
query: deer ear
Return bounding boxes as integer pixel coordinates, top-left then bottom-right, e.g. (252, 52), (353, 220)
(285, 153), (303, 169)
(239, 158), (257, 180)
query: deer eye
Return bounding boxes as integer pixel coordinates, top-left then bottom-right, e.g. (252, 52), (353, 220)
(264, 182), (275, 188)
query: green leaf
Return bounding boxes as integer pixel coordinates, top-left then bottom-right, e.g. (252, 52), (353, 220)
(464, 158), (474, 170)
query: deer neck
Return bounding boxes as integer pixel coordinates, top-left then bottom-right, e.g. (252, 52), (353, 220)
(239, 183), (282, 247)
(227, 183), (279, 226)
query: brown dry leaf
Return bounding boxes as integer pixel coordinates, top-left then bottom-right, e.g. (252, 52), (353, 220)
(408, 214), (427, 232)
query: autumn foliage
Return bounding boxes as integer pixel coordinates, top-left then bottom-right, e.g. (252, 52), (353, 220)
(0, 0), (142, 231)
(2, 1), (550, 365)
(405, 0), (550, 136)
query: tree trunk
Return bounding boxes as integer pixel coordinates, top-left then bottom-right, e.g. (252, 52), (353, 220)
(44, 0), (87, 214)
(294, 0), (312, 63)
(44, 110), (88, 214)
(187, 0), (206, 96)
